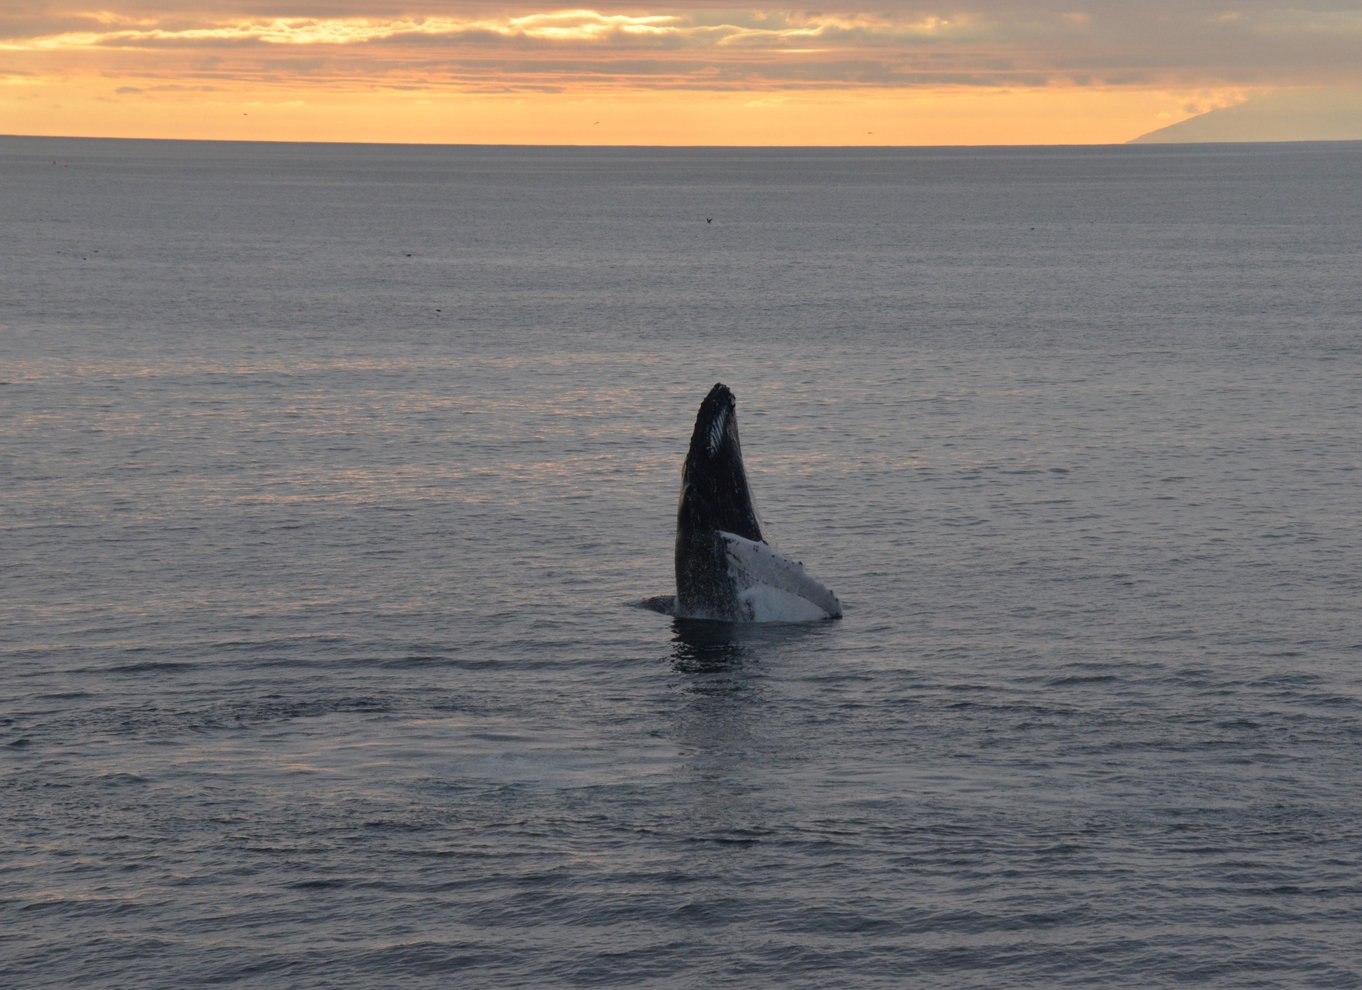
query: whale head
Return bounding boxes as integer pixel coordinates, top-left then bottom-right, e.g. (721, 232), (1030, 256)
(677, 383), (763, 545)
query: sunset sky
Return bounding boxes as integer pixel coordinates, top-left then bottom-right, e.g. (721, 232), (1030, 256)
(4, 1), (1361, 145)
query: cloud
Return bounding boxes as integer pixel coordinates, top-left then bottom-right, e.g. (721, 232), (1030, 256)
(4, 2), (1362, 94)
(113, 80), (221, 91)
(9, 9), (983, 53)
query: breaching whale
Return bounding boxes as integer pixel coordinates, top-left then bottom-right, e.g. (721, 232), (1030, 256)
(674, 383), (842, 623)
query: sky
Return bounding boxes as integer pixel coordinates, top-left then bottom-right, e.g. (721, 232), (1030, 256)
(3, 0), (1362, 145)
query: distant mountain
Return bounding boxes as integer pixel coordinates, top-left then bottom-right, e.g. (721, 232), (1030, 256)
(1131, 89), (1362, 144)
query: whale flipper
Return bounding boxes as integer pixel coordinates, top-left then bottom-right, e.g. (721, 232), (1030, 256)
(720, 531), (842, 622)
(674, 383), (841, 623)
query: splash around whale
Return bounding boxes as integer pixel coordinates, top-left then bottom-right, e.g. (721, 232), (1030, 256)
(669, 383), (842, 623)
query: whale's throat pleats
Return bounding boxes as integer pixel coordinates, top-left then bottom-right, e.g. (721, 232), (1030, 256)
(707, 405), (728, 456)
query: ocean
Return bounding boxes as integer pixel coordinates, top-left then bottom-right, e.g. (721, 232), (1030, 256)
(3, 136), (1360, 987)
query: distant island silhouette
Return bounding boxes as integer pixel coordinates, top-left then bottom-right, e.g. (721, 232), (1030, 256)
(1131, 89), (1362, 144)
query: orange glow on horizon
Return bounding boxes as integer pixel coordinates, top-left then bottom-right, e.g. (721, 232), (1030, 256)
(2, 81), (1219, 147)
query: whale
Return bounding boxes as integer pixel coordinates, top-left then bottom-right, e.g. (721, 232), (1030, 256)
(674, 383), (842, 623)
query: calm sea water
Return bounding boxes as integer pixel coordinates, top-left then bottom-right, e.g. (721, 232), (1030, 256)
(3, 137), (1361, 988)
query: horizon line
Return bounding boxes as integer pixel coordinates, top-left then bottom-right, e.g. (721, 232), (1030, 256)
(7, 132), (1362, 151)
